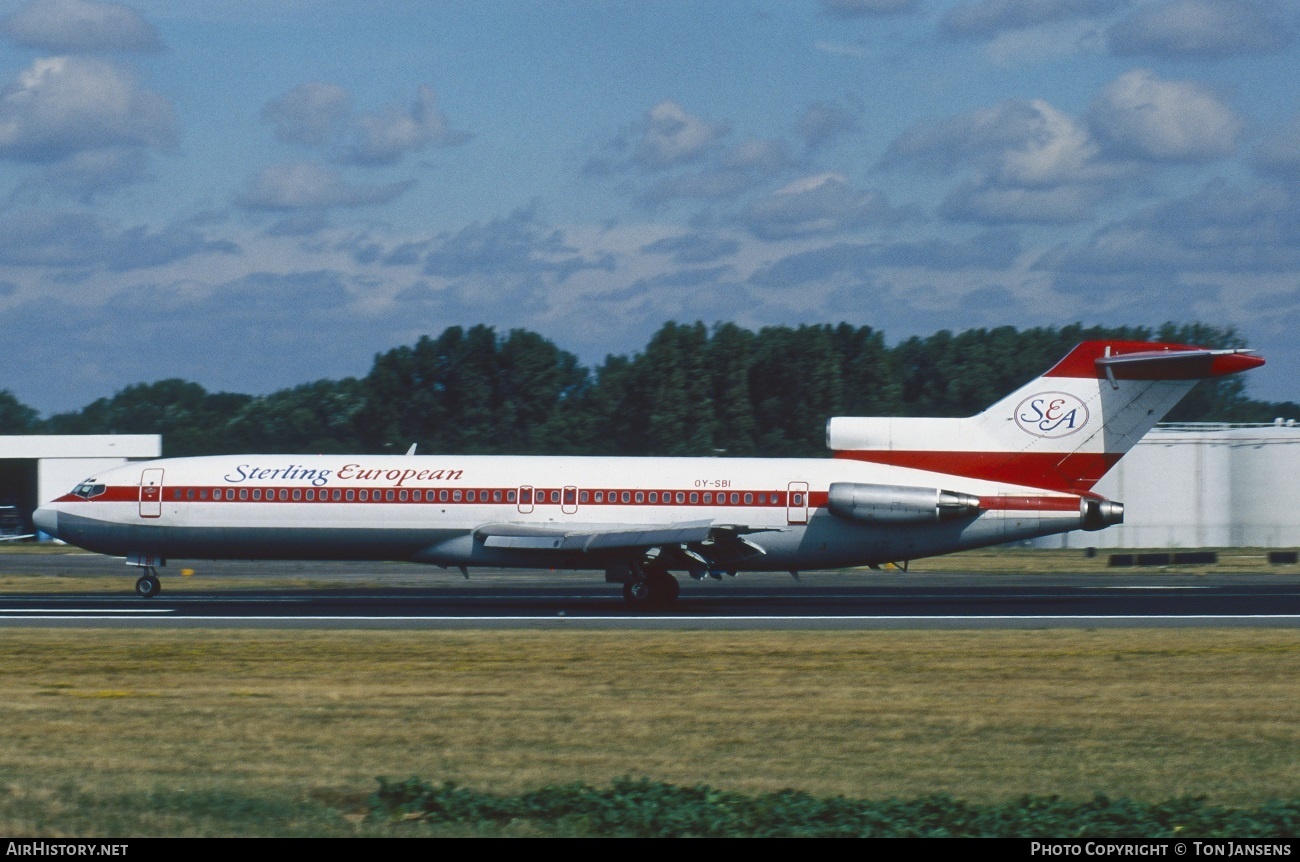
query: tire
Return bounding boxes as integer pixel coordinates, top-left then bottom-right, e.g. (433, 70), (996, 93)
(623, 578), (653, 606)
(622, 571), (679, 608)
(651, 571), (680, 603)
(135, 575), (160, 598)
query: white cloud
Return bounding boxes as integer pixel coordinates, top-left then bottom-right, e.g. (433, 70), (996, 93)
(237, 161), (414, 211)
(631, 100), (729, 171)
(1108, 0), (1294, 58)
(941, 0), (1123, 40)
(796, 101), (859, 150)
(1253, 114), (1300, 180)
(262, 82), (351, 147)
(1088, 69), (1241, 162)
(739, 173), (910, 239)
(0, 56), (175, 162)
(260, 82), (470, 166)
(1, 0), (163, 53)
(346, 84), (471, 165)
(883, 97), (1129, 223)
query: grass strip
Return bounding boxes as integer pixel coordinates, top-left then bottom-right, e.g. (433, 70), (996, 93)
(372, 776), (1300, 838)
(1, 628), (1298, 835)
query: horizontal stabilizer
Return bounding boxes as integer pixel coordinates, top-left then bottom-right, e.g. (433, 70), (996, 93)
(1094, 348), (1262, 382)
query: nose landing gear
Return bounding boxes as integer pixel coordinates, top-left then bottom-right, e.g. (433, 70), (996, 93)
(135, 568), (161, 598)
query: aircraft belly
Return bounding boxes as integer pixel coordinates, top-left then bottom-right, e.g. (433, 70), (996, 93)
(53, 511), (461, 562)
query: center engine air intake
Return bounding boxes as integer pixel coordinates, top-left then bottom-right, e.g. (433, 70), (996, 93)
(827, 482), (982, 525)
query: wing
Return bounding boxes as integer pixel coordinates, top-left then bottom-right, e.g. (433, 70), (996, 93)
(474, 520), (776, 576)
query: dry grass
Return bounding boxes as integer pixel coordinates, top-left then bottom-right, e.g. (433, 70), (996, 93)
(0, 627), (1296, 831)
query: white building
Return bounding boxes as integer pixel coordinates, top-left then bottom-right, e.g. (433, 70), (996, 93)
(1034, 423), (1300, 549)
(0, 435), (161, 537)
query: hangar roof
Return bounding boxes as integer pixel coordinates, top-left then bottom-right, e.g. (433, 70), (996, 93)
(0, 435), (161, 459)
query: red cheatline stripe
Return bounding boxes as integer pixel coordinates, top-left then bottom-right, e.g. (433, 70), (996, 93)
(62, 486), (803, 507)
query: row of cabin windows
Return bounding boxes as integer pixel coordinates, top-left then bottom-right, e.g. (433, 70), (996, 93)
(168, 487), (792, 506)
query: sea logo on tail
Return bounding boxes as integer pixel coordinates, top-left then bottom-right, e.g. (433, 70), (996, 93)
(1014, 392), (1089, 438)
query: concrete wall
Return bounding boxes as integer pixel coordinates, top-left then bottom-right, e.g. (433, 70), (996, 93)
(1034, 424), (1300, 549)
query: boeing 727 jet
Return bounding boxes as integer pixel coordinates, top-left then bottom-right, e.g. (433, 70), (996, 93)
(33, 340), (1264, 605)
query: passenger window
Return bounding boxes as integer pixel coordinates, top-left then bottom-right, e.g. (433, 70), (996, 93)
(173, 490), (182, 500)
(399, 490), (408, 502)
(239, 489), (248, 501)
(744, 493), (753, 504)
(579, 491), (588, 503)
(730, 493), (739, 504)
(676, 492), (685, 504)
(439, 490), (448, 502)
(550, 490), (559, 503)
(507, 490), (516, 502)
(621, 491), (630, 503)
(467, 490), (476, 502)
(703, 492), (712, 504)
(594, 491), (603, 503)
(635, 491), (644, 503)
(386, 490), (395, 502)
(453, 490), (462, 502)
(690, 492), (698, 504)
(292, 489), (302, 501)
(279, 489), (289, 501)
(359, 490), (368, 502)
(493, 490), (502, 502)
(345, 489), (355, 501)
(648, 492), (658, 504)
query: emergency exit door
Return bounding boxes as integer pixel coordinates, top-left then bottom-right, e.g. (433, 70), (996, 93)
(787, 481), (809, 524)
(139, 468), (164, 518)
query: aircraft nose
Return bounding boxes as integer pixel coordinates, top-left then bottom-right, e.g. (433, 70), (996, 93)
(32, 506), (58, 539)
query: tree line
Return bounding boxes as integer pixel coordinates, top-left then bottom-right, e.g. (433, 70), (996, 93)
(2, 322), (1294, 458)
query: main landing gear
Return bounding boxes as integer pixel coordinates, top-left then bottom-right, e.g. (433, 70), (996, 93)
(135, 568), (161, 598)
(621, 566), (680, 609)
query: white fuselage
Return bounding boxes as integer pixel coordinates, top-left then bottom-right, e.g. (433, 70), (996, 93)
(36, 452), (1095, 573)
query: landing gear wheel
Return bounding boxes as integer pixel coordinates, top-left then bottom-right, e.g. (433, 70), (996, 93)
(622, 570), (679, 608)
(135, 574), (161, 598)
(652, 571), (680, 603)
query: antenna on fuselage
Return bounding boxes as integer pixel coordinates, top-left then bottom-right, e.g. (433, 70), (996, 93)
(405, 443), (417, 456)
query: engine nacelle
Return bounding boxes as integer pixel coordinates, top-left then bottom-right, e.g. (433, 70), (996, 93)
(827, 482), (982, 525)
(1081, 497), (1124, 531)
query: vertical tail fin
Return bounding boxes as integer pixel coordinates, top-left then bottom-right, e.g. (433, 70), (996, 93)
(828, 341), (1264, 493)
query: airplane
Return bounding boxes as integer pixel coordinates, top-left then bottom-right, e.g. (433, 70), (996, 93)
(33, 339), (1264, 606)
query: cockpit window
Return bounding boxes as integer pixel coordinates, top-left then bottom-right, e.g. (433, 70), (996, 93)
(72, 483), (106, 499)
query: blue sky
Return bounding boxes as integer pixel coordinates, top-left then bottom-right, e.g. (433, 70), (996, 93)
(1, 0), (1298, 414)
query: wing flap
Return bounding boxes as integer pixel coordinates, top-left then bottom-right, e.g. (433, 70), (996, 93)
(477, 520), (717, 553)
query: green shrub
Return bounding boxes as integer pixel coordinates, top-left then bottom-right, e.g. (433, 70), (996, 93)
(371, 777), (1300, 838)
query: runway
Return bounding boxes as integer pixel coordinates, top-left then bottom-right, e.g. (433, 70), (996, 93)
(3, 553), (1300, 629)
